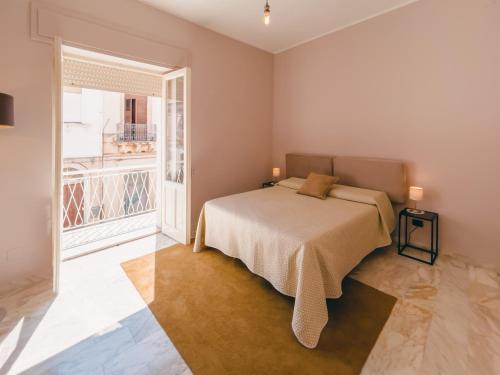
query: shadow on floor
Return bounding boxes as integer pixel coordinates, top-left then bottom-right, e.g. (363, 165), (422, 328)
(0, 280), (55, 375)
(15, 308), (184, 375)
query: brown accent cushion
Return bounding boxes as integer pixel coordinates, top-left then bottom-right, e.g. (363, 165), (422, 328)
(297, 173), (339, 200)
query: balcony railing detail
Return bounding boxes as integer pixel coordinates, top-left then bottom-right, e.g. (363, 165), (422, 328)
(62, 165), (157, 231)
(117, 123), (156, 142)
(166, 160), (184, 184)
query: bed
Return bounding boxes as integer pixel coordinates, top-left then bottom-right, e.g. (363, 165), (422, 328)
(194, 154), (407, 348)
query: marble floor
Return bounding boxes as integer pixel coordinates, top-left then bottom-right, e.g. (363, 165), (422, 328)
(62, 212), (157, 252)
(1, 235), (499, 374)
(0, 234), (189, 375)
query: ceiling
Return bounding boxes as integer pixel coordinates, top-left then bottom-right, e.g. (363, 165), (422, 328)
(137, 0), (419, 54)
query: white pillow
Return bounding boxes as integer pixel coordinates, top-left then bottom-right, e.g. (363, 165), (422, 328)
(277, 177), (306, 190)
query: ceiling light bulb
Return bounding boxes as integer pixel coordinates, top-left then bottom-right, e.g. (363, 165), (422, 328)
(263, 1), (270, 25)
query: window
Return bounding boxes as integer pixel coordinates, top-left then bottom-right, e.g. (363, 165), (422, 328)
(124, 95), (147, 124)
(125, 98), (137, 124)
(121, 95), (152, 141)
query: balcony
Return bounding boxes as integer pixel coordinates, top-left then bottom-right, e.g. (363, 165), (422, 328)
(117, 123), (156, 142)
(62, 165), (158, 258)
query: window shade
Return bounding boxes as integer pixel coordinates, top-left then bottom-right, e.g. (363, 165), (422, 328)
(63, 58), (162, 97)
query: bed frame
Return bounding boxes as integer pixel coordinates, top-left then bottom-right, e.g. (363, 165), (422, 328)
(285, 153), (407, 204)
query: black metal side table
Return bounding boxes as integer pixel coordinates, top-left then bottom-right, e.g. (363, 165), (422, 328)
(262, 181), (276, 188)
(398, 209), (439, 265)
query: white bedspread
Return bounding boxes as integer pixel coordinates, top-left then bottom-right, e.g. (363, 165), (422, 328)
(194, 181), (394, 348)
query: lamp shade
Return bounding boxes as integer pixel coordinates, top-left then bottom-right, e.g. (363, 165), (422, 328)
(409, 186), (423, 201)
(272, 167), (281, 178)
(0, 93), (14, 128)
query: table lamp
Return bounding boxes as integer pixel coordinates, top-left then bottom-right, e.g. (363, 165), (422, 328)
(407, 186), (424, 214)
(0, 93), (14, 128)
(272, 167), (281, 182)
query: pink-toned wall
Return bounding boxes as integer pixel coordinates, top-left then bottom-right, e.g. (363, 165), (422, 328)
(0, 0), (273, 284)
(2, 0), (499, 285)
(273, 0), (500, 265)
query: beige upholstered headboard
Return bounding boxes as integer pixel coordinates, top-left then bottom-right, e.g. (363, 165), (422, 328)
(333, 156), (407, 203)
(285, 153), (333, 179)
(285, 153), (407, 204)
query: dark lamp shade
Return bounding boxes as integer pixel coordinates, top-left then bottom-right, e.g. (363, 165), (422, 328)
(0, 93), (14, 128)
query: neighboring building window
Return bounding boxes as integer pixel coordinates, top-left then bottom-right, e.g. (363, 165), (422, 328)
(124, 95), (147, 124)
(125, 98), (137, 123)
(121, 95), (152, 141)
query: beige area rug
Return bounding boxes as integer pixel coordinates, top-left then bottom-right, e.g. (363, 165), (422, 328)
(122, 244), (396, 375)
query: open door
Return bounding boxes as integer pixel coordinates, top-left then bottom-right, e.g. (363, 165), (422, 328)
(52, 36), (63, 293)
(161, 68), (191, 244)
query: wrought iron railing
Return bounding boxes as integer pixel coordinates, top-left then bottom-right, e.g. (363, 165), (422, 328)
(166, 160), (185, 184)
(62, 165), (157, 231)
(117, 123), (156, 142)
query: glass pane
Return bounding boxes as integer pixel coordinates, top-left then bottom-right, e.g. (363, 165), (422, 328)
(166, 76), (185, 184)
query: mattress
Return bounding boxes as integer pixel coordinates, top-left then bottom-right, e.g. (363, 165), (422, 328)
(194, 181), (394, 348)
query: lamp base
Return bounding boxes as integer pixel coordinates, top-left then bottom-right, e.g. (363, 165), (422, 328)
(407, 208), (425, 215)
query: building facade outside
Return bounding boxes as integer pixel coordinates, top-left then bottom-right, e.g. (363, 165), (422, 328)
(62, 87), (161, 239)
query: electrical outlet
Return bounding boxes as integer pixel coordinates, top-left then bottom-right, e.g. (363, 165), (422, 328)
(412, 219), (424, 227)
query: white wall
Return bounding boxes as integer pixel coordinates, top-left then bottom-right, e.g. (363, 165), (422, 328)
(150, 97), (161, 133)
(63, 89), (101, 159)
(101, 91), (122, 135)
(63, 89), (124, 159)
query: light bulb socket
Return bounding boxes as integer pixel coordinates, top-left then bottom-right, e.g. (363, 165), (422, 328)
(264, 1), (271, 25)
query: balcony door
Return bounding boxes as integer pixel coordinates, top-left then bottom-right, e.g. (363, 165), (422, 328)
(161, 68), (191, 244)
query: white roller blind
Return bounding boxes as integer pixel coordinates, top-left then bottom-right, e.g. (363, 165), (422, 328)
(63, 58), (162, 97)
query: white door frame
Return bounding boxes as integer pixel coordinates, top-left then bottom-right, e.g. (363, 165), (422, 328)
(161, 68), (191, 244)
(51, 40), (176, 292)
(52, 36), (63, 294)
